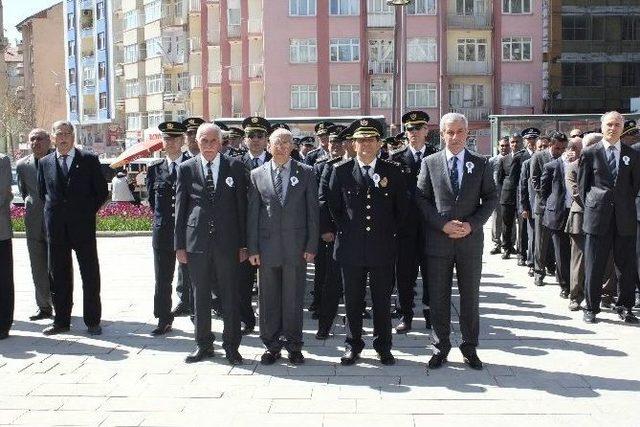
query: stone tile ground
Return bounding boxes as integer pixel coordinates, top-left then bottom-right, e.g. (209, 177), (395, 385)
(1, 230), (639, 426)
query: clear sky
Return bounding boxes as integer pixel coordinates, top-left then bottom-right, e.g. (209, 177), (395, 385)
(3, 0), (61, 45)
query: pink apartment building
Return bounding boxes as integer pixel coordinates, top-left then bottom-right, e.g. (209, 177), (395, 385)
(191, 0), (544, 153)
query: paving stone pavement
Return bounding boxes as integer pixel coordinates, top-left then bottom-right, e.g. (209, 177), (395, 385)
(1, 229), (639, 426)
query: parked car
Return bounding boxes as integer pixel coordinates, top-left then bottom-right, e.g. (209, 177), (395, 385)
(11, 168), (24, 206)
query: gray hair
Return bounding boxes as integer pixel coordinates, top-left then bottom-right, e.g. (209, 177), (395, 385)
(269, 128), (293, 145)
(582, 132), (603, 147)
(196, 123), (222, 141)
(51, 120), (74, 134)
(440, 113), (468, 132)
(600, 111), (624, 124)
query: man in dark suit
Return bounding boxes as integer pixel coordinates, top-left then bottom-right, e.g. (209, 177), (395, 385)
(16, 128), (53, 320)
(0, 153), (13, 340)
(633, 136), (640, 308)
(416, 113), (497, 370)
(305, 122), (334, 166)
(489, 137), (510, 255)
(580, 111), (640, 323)
(147, 121), (191, 335)
(540, 132), (570, 298)
(391, 111), (436, 334)
(327, 118), (409, 366)
(37, 121), (108, 336)
(175, 123), (248, 363)
(247, 128), (319, 365)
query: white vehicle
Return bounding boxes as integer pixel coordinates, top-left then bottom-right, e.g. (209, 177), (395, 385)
(11, 168), (24, 206)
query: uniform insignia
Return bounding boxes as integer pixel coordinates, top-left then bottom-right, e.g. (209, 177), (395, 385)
(252, 117), (258, 123)
(360, 119), (368, 126)
(622, 155), (630, 166)
(226, 176), (234, 187)
(380, 177), (388, 188)
(167, 123), (174, 129)
(410, 113), (417, 120)
(290, 176), (299, 186)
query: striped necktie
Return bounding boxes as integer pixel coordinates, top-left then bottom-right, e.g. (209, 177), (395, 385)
(450, 156), (460, 196)
(274, 166), (283, 203)
(205, 161), (215, 201)
(607, 146), (618, 181)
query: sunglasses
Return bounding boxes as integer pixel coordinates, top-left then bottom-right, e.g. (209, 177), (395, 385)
(406, 125), (424, 131)
(247, 131), (266, 139)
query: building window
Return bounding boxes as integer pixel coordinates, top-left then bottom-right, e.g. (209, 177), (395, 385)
(622, 16), (640, 41)
(330, 0), (359, 16)
(68, 40), (75, 57)
(125, 79), (141, 97)
(124, 10), (139, 30)
(70, 96), (78, 113)
(68, 68), (76, 85)
(163, 73), (172, 92)
(83, 67), (96, 86)
(291, 85), (317, 109)
(96, 1), (104, 20)
(99, 92), (108, 110)
(67, 12), (74, 29)
(622, 63), (640, 86)
(562, 15), (604, 41)
(178, 72), (190, 91)
(502, 83), (531, 106)
(290, 39), (317, 63)
(457, 38), (487, 61)
(407, 38), (437, 62)
(457, 0), (485, 15)
(370, 79), (392, 108)
(330, 38), (360, 62)
(449, 84), (486, 107)
(97, 32), (105, 50)
(368, 0), (392, 13)
(147, 111), (166, 129)
(503, 0), (531, 14)
(146, 74), (163, 94)
(98, 62), (106, 80)
(407, 0), (436, 15)
(289, 0), (316, 16)
(330, 84), (360, 109)
(124, 44), (138, 63)
(228, 7), (241, 25)
(144, 0), (162, 24)
(502, 37), (532, 61)
(407, 83), (437, 108)
(561, 63), (604, 87)
(127, 113), (142, 130)
(146, 37), (163, 58)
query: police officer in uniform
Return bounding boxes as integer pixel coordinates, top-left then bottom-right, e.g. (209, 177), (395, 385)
(391, 111), (436, 334)
(181, 117), (206, 162)
(327, 118), (409, 366)
(305, 122), (334, 166)
(226, 127), (247, 157)
(147, 121), (191, 334)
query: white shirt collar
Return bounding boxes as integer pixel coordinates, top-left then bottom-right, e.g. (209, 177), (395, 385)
(602, 139), (621, 151)
(199, 153), (220, 171)
(356, 157), (377, 171)
(408, 144), (426, 157)
(270, 158), (291, 171)
(166, 154), (182, 166)
(248, 151), (266, 162)
(445, 148), (465, 163)
(56, 147), (76, 159)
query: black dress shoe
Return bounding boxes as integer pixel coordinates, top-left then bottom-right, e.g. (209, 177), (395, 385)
(171, 303), (192, 317)
(0, 331), (9, 340)
(225, 349), (243, 365)
(151, 320), (173, 336)
(501, 251), (510, 260)
(423, 308), (432, 330)
(583, 310), (597, 324)
(87, 325), (102, 336)
(546, 266), (556, 276)
(616, 308), (639, 324)
(260, 350), (281, 365)
(185, 345), (215, 363)
(362, 309), (372, 319)
(311, 311), (319, 320)
(489, 246), (501, 255)
(29, 309), (53, 321)
(601, 295), (615, 309)
(534, 276), (544, 287)
(315, 327), (330, 340)
(42, 324), (70, 335)
(395, 318), (412, 334)
(288, 351), (305, 365)
(462, 351), (483, 370)
(340, 349), (360, 366)
(568, 300), (581, 311)
(559, 289), (569, 299)
(527, 267), (535, 277)
(241, 324), (255, 336)
(377, 351), (395, 366)
(308, 301), (319, 312)
(427, 352), (447, 369)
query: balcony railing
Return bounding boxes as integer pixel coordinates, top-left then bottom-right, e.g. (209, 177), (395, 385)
(161, 4), (186, 27)
(447, 60), (492, 75)
(248, 18), (262, 33)
(367, 12), (394, 27)
(188, 0), (201, 13)
(368, 60), (394, 74)
(190, 74), (202, 88)
(228, 65), (241, 81)
(209, 70), (221, 84)
(228, 24), (241, 38)
(189, 37), (201, 52)
(249, 63), (263, 78)
(208, 29), (220, 45)
(447, 12), (492, 29)
(449, 107), (490, 121)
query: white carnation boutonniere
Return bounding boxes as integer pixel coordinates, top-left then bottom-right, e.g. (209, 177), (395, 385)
(372, 173), (381, 187)
(622, 155), (630, 166)
(465, 161), (474, 174)
(225, 176), (234, 187)
(290, 176), (299, 187)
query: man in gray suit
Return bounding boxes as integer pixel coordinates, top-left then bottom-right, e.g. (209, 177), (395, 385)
(16, 128), (53, 321)
(416, 113), (497, 370)
(248, 128), (319, 365)
(0, 153), (13, 339)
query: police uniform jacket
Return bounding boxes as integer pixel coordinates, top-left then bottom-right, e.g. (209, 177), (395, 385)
(147, 159), (179, 250)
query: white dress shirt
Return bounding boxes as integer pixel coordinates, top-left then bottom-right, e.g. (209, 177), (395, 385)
(408, 145), (426, 162)
(199, 153), (221, 187)
(602, 139), (621, 168)
(248, 151), (267, 166)
(270, 159), (292, 199)
(445, 148), (465, 189)
(56, 147), (76, 171)
(357, 157), (377, 179)
(166, 154), (182, 175)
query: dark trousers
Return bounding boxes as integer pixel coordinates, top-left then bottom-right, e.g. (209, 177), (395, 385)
(427, 253), (481, 355)
(238, 260), (257, 328)
(317, 241), (341, 331)
(551, 228), (571, 290)
(187, 242), (241, 350)
(176, 260), (193, 310)
(153, 248), (188, 322)
(517, 216), (528, 261)
(501, 204), (516, 250)
(341, 264), (394, 354)
(396, 231), (428, 319)
(534, 215), (555, 277)
(312, 238), (327, 306)
(569, 233), (585, 303)
(26, 237), (52, 311)
(48, 239), (101, 328)
(584, 220), (637, 313)
(0, 239), (14, 333)
(526, 216), (535, 266)
(637, 221), (640, 292)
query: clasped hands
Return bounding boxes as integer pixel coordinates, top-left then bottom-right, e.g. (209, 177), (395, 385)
(442, 220), (472, 239)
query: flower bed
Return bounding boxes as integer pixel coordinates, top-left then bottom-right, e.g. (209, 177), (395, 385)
(11, 202), (153, 232)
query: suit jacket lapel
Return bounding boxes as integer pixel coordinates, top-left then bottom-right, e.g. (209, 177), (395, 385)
(214, 155), (229, 203)
(283, 161), (298, 206)
(440, 151), (455, 196)
(351, 160), (366, 191)
(595, 144), (615, 184)
(194, 156), (205, 188)
(262, 162), (277, 203)
(67, 150), (80, 181)
(458, 149), (472, 198)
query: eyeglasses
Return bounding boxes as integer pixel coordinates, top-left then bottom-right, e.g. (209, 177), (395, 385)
(54, 131), (73, 137)
(247, 131), (266, 139)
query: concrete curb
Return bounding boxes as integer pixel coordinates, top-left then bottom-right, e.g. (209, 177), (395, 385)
(12, 231), (152, 238)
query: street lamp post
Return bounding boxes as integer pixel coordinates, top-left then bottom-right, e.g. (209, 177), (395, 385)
(387, 0), (412, 130)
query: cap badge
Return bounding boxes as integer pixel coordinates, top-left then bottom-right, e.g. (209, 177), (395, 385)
(252, 117), (258, 123)
(410, 113), (417, 120)
(360, 119), (368, 126)
(167, 123), (174, 129)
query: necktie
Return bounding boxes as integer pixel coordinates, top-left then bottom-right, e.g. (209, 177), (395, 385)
(274, 167), (283, 203)
(205, 161), (215, 201)
(252, 158), (259, 169)
(415, 151), (422, 164)
(61, 155), (69, 177)
(450, 156), (460, 196)
(607, 146), (618, 181)
(170, 162), (177, 181)
(363, 165), (374, 188)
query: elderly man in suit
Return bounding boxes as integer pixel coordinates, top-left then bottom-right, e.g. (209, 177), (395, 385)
(0, 153), (13, 340)
(175, 123), (247, 364)
(580, 111), (640, 324)
(16, 128), (53, 321)
(37, 121), (108, 336)
(416, 112), (497, 370)
(247, 128), (318, 365)
(327, 118), (409, 366)
(489, 137), (511, 255)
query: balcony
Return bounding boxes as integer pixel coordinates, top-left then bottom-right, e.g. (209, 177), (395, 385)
(190, 74), (202, 89)
(228, 24), (241, 38)
(161, 5), (187, 27)
(228, 65), (241, 81)
(189, 37), (201, 52)
(162, 53), (186, 68)
(449, 107), (490, 121)
(115, 63), (124, 77)
(367, 12), (394, 28)
(447, 12), (492, 29)
(249, 63), (263, 79)
(189, 0), (201, 13)
(209, 70), (221, 84)
(248, 18), (262, 34)
(368, 60), (394, 74)
(447, 60), (492, 75)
